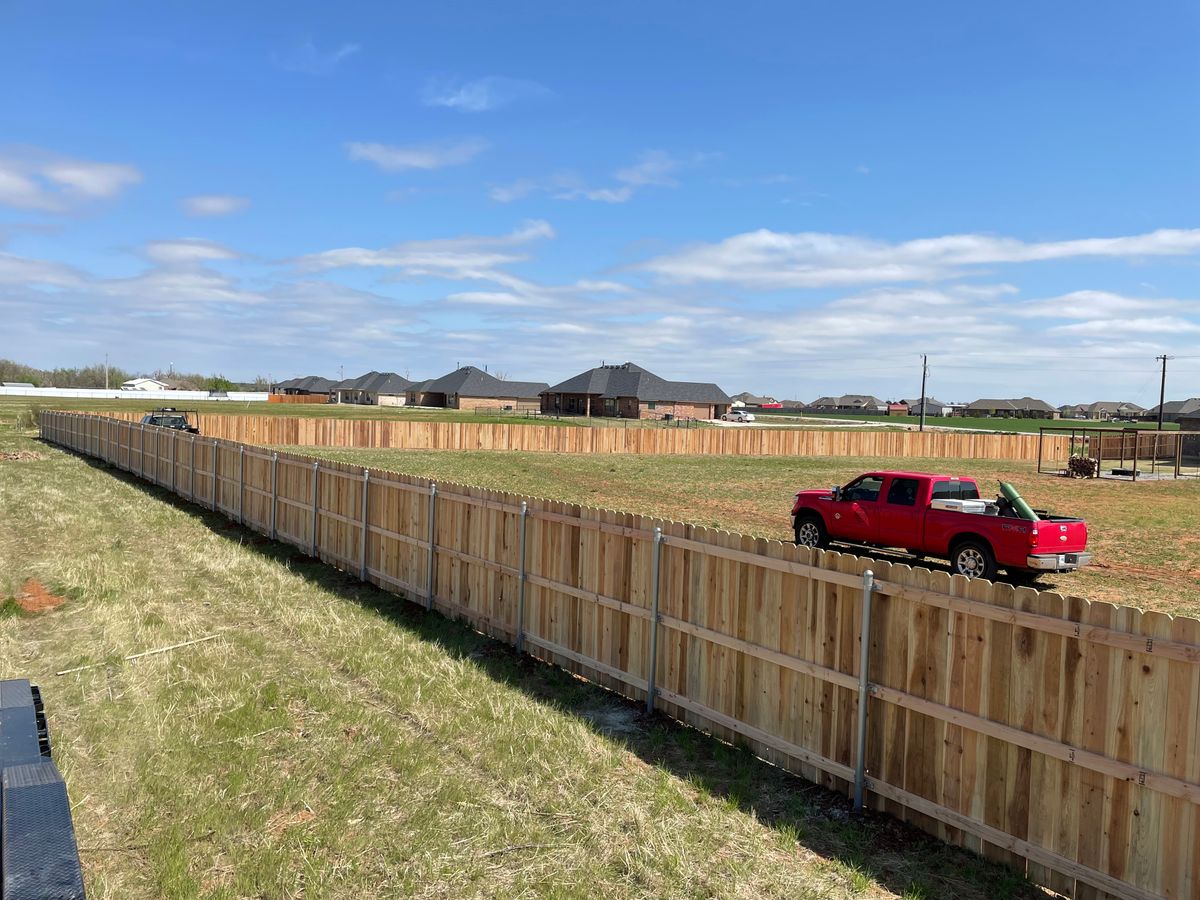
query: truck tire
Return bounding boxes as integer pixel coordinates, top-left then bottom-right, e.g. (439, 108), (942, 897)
(794, 514), (829, 549)
(951, 539), (997, 580)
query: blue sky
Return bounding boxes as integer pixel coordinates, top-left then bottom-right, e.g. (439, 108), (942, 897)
(2, 0), (1199, 404)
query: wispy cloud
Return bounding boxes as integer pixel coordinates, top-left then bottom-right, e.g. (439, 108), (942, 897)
(142, 238), (239, 266)
(272, 41), (360, 75)
(638, 227), (1200, 289)
(0, 148), (141, 212)
(181, 194), (250, 217)
(422, 75), (551, 112)
(346, 138), (489, 172)
(491, 150), (686, 204)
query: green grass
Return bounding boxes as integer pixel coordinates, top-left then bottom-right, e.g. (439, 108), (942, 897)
(0, 423), (1044, 898)
(0, 396), (724, 431)
(275, 447), (1200, 617)
(760, 411), (1180, 433)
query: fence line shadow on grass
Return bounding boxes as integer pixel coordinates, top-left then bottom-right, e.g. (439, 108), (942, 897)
(57, 446), (1041, 900)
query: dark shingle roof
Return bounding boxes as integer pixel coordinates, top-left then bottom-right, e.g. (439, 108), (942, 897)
(544, 363), (730, 404)
(967, 397), (1055, 413)
(418, 366), (547, 399)
(1146, 398), (1200, 417)
(334, 371), (413, 394)
(278, 375), (335, 392)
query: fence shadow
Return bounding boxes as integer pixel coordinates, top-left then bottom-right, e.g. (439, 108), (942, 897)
(68, 449), (1041, 900)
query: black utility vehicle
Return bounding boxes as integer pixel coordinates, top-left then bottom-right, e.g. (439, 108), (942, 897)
(140, 408), (200, 434)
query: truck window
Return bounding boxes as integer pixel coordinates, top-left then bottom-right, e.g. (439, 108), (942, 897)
(931, 480), (979, 501)
(886, 477), (920, 506)
(843, 475), (883, 502)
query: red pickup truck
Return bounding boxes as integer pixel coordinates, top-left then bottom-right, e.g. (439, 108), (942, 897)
(790, 470), (1091, 580)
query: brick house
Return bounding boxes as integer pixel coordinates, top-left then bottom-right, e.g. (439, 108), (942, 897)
(1143, 398), (1200, 424)
(406, 366), (547, 410)
(329, 372), (414, 406)
(965, 397), (1059, 419)
(541, 362), (731, 420)
(273, 375), (336, 396)
(807, 395), (887, 413)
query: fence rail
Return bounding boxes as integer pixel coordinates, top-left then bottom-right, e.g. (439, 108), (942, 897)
(85, 411), (1070, 461)
(41, 411), (1200, 899)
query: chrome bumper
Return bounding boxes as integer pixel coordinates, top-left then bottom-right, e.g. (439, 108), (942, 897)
(1026, 552), (1093, 572)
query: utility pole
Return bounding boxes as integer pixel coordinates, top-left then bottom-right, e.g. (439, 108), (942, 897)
(918, 354), (928, 433)
(1156, 355), (1171, 431)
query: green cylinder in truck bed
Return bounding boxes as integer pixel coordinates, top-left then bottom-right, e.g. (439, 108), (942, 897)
(999, 481), (1039, 521)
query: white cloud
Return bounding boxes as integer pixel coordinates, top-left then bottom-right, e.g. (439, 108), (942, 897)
(0, 149), (141, 212)
(422, 75), (551, 112)
(296, 220), (554, 276)
(182, 195), (250, 217)
(1013, 289), (1199, 319)
(639, 228), (1200, 289)
(492, 151), (684, 205)
(143, 239), (239, 266)
(346, 138), (489, 172)
(273, 41), (360, 75)
(0, 252), (84, 287)
(1051, 316), (1200, 335)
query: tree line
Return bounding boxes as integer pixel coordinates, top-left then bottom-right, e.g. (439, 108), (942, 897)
(0, 359), (270, 392)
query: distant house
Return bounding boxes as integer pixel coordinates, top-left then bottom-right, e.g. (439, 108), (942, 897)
(330, 372), (414, 406)
(274, 375), (336, 396)
(807, 395), (887, 414)
(1082, 401), (1145, 421)
(731, 392), (778, 408)
(1058, 404), (1087, 419)
(541, 362), (731, 420)
(1143, 398), (1200, 424)
(902, 397), (953, 417)
(407, 366), (548, 411)
(121, 377), (170, 391)
(886, 402), (909, 416)
(965, 397), (1059, 419)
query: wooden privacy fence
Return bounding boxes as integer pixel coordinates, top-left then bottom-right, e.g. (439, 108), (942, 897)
(87, 411), (1070, 461)
(41, 411), (1199, 900)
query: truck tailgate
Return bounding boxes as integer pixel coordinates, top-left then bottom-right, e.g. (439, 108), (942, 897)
(1032, 517), (1087, 554)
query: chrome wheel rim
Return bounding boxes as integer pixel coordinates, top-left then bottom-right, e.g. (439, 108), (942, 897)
(956, 547), (985, 577)
(796, 522), (821, 546)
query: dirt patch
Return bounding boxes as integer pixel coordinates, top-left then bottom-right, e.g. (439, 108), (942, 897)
(1, 451), (45, 461)
(15, 578), (65, 613)
(267, 808), (316, 837)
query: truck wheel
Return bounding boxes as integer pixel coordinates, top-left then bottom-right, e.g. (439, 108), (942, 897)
(952, 540), (996, 580)
(794, 515), (828, 549)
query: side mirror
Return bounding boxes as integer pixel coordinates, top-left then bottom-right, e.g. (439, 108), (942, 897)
(830, 486), (841, 501)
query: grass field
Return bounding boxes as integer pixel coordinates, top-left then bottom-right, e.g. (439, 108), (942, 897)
(761, 411), (1179, 433)
(0, 423), (1044, 898)
(275, 447), (1200, 617)
(0, 396), (730, 431)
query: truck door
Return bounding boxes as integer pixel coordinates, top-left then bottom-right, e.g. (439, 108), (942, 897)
(833, 475), (883, 544)
(877, 476), (923, 549)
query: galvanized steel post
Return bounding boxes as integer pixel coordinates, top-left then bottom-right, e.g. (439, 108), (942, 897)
(359, 470), (370, 581)
(211, 441), (219, 511)
(425, 483), (438, 610)
(645, 527), (664, 713)
(310, 461), (320, 557)
(238, 445), (245, 525)
(270, 452), (279, 540)
(516, 501), (529, 652)
(853, 568), (875, 812)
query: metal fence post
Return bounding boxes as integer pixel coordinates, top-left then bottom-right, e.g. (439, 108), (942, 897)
(516, 501), (529, 652)
(426, 483), (438, 610)
(310, 461), (320, 557)
(359, 470), (370, 580)
(853, 568), (876, 812)
(238, 446), (245, 525)
(270, 452), (279, 540)
(645, 527), (664, 713)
